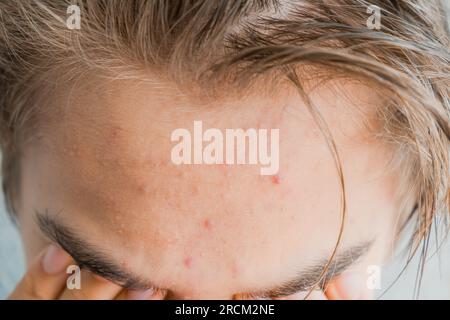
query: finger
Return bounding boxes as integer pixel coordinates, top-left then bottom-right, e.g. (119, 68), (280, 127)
(233, 293), (271, 300)
(115, 288), (167, 300)
(325, 273), (373, 300)
(9, 245), (72, 300)
(274, 290), (327, 300)
(59, 269), (122, 300)
(273, 291), (308, 300)
(305, 290), (327, 300)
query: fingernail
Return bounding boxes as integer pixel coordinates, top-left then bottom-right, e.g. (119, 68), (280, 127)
(127, 288), (155, 300)
(336, 274), (363, 300)
(41, 245), (71, 274)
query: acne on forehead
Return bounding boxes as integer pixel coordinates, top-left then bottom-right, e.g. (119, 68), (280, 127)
(40, 98), (365, 246)
(271, 174), (281, 185)
(175, 171), (282, 271)
(179, 233), (242, 283)
(27, 79), (397, 288)
(202, 218), (213, 230)
(183, 256), (193, 269)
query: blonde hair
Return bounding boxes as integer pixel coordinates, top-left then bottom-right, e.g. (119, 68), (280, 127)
(0, 0), (449, 296)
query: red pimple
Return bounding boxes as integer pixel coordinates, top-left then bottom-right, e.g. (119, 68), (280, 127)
(271, 174), (281, 185)
(183, 257), (193, 269)
(111, 125), (125, 137)
(203, 218), (213, 230)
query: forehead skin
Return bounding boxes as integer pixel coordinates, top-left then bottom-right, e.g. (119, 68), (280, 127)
(18, 77), (400, 299)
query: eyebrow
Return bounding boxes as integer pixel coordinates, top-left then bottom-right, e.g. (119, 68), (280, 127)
(36, 211), (153, 290)
(256, 240), (373, 298)
(36, 211), (373, 296)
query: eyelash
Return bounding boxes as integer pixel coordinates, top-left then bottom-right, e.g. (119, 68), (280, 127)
(245, 283), (327, 300)
(77, 262), (325, 299)
(79, 267), (160, 293)
(240, 292), (271, 300)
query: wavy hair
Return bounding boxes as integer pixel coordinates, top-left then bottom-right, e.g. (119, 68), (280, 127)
(0, 0), (449, 297)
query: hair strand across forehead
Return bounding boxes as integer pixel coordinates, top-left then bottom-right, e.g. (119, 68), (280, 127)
(0, 0), (449, 297)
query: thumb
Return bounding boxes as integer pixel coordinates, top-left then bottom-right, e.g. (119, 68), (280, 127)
(325, 273), (373, 300)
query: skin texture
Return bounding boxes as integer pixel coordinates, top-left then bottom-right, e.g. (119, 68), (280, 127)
(14, 76), (401, 299)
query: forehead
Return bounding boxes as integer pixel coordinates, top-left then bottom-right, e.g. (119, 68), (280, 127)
(24, 78), (397, 294)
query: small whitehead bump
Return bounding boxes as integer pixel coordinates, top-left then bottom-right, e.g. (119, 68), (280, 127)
(66, 145), (81, 158)
(137, 183), (153, 195)
(120, 260), (129, 269)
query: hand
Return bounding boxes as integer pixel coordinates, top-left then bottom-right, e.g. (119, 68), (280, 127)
(8, 244), (165, 300)
(9, 245), (373, 300)
(325, 273), (373, 300)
